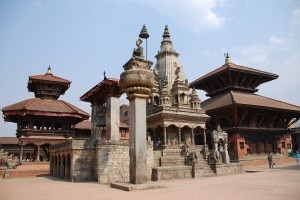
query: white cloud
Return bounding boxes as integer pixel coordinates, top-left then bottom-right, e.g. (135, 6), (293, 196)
(269, 35), (283, 45)
(231, 9), (300, 105)
(133, 0), (225, 33)
(33, 0), (44, 8)
(289, 8), (300, 36)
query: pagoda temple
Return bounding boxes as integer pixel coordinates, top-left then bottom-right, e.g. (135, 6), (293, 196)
(190, 54), (300, 161)
(2, 67), (89, 162)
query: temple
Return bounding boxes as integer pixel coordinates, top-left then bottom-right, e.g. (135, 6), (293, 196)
(2, 67), (89, 162)
(2, 25), (299, 183)
(147, 25), (210, 149)
(190, 53), (300, 162)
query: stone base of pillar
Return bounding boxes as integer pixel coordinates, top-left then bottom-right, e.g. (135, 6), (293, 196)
(110, 181), (166, 191)
(96, 140), (130, 184)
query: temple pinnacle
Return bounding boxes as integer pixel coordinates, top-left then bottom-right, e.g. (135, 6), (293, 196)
(139, 24), (149, 39)
(225, 53), (232, 64)
(46, 66), (52, 75)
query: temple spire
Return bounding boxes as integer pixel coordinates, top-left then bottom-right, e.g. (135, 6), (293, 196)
(161, 25), (172, 45)
(163, 25), (170, 39)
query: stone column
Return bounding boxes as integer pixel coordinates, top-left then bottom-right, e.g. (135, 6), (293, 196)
(35, 144), (40, 162)
(120, 53), (154, 184)
(224, 143), (230, 164)
(106, 96), (120, 141)
(19, 144), (23, 162)
(203, 128), (208, 159)
(178, 127), (182, 145)
(191, 128), (194, 146)
(163, 126), (167, 146)
(129, 98), (147, 183)
(203, 128), (207, 147)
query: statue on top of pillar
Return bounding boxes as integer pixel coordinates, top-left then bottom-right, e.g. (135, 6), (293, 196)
(133, 38), (144, 57)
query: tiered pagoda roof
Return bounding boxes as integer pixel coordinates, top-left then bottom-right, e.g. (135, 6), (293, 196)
(2, 67), (89, 124)
(190, 54), (278, 97)
(190, 54), (300, 131)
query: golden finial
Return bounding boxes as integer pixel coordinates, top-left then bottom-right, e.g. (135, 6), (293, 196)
(46, 65), (52, 75)
(224, 53), (232, 64)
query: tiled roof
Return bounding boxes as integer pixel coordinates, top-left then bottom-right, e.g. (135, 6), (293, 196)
(190, 62), (278, 87)
(80, 78), (123, 103)
(2, 98), (89, 121)
(0, 137), (18, 144)
(202, 91), (300, 112)
(29, 74), (71, 84)
(75, 120), (91, 129)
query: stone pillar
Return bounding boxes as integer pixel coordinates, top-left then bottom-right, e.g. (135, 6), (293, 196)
(178, 127), (182, 145)
(129, 98), (147, 183)
(35, 144), (40, 162)
(163, 126), (167, 146)
(224, 143), (230, 164)
(19, 144), (23, 162)
(191, 128), (194, 146)
(120, 52), (154, 184)
(106, 96), (120, 141)
(203, 128), (207, 147)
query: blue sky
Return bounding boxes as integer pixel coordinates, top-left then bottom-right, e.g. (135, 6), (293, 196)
(1, 0), (300, 137)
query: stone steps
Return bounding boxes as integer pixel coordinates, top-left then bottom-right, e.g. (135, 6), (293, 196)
(151, 148), (217, 180)
(160, 156), (186, 166)
(152, 165), (193, 181)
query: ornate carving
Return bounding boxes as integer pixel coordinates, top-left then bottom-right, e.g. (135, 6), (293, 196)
(120, 57), (154, 100)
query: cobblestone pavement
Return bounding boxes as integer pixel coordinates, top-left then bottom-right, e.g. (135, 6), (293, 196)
(1, 163), (299, 200)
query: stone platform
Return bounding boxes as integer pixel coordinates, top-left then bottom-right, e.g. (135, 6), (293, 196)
(110, 181), (166, 191)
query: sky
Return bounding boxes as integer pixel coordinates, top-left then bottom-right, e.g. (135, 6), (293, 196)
(1, 0), (300, 137)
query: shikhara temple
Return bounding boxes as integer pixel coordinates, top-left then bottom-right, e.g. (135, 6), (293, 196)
(1, 25), (300, 182)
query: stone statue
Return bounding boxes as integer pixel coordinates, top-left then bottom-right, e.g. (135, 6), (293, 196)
(132, 38), (144, 57)
(180, 144), (189, 156)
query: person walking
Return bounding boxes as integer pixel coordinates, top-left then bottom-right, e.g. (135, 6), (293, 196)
(267, 152), (273, 169)
(295, 151), (300, 165)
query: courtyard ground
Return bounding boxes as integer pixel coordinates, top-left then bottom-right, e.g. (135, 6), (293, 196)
(0, 162), (299, 200)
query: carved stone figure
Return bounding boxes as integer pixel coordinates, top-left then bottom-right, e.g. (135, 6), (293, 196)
(210, 125), (230, 164)
(132, 38), (144, 57)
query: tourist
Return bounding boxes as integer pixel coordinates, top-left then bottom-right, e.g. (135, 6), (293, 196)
(295, 151), (300, 165)
(267, 152), (273, 169)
